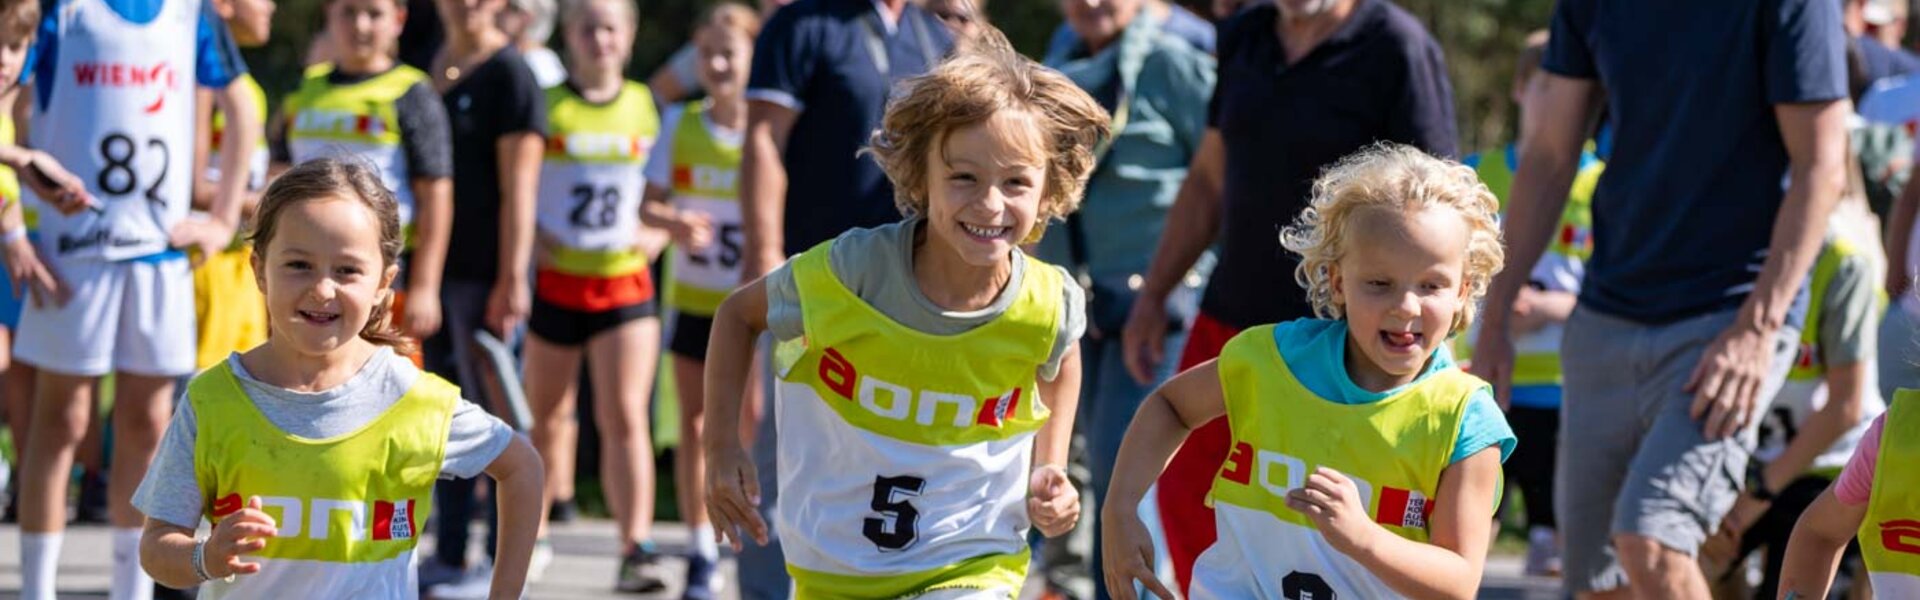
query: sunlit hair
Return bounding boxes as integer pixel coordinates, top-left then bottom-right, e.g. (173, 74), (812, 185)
(864, 26), (1110, 244)
(1280, 143), (1505, 334)
(249, 158), (414, 355)
(0, 0), (38, 41)
(562, 0), (635, 31)
(696, 1), (760, 38)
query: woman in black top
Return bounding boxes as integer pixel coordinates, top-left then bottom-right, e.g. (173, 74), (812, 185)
(419, 0), (547, 589)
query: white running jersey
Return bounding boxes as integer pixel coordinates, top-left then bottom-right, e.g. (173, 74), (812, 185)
(31, 0), (198, 261)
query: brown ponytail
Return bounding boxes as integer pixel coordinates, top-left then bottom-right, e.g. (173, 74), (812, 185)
(250, 158), (417, 355)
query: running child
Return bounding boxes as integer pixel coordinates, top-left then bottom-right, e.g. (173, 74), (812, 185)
(130, 158), (543, 599)
(1778, 395), (1917, 596)
(12, 0), (259, 593)
(638, 3), (756, 597)
(275, 0), (454, 348)
(703, 29), (1105, 598)
(523, 0), (665, 591)
(1102, 144), (1515, 600)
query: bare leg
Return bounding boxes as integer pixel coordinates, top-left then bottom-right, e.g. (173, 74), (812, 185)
(522, 334), (583, 539)
(588, 317), (659, 545)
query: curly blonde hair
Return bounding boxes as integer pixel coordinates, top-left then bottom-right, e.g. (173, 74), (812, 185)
(1279, 143), (1505, 334)
(864, 27), (1110, 244)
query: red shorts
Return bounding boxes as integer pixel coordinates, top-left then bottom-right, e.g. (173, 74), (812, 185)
(1156, 311), (1240, 595)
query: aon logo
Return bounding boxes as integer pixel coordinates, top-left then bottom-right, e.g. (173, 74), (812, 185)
(212, 493), (420, 542)
(1219, 442), (1434, 530)
(817, 347), (1024, 428)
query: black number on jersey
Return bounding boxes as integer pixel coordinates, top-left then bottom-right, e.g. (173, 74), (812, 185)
(685, 223), (744, 269)
(568, 184), (620, 229)
(96, 133), (171, 206)
(1282, 571), (1335, 600)
(864, 475), (926, 551)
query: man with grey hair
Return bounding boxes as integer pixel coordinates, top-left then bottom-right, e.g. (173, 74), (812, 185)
(501, 0), (564, 87)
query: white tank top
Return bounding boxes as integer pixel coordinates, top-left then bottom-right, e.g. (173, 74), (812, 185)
(31, 0), (198, 261)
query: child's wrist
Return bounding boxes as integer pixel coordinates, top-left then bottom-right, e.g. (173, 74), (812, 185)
(192, 538), (234, 583)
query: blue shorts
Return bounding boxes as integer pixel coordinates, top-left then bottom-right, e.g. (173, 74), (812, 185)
(1509, 384), (1562, 410)
(0, 233), (32, 330)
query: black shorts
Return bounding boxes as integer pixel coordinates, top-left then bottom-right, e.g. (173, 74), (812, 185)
(669, 312), (715, 360)
(527, 296), (658, 346)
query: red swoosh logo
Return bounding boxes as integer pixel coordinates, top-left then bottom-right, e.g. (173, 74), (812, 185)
(143, 93), (164, 114)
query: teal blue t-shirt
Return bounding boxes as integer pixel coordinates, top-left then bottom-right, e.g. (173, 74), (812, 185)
(1273, 319), (1517, 465)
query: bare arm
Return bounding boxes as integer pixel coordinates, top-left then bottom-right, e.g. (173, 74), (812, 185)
(1888, 165), (1920, 296)
(486, 132), (544, 335)
(1120, 130), (1226, 383)
(1763, 360), (1869, 490)
(739, 100), (798, 281)
(1032, 345), (1082, 470)
(647, 68), (692, 107)
(1340, 449), (1499, 600)
(191, 88), (216, 211)
(205, 82), (258, 231)
(484, 435), (545, 600)
(1685, 100), (1850, 439)
(1472, 73), (1599, 405)
(1100, 362), (1225, 600)
(140, 499), (278, 591)
(1777, 486), (1867, 598)
(703, 276), (773, 550)
(405, 176), (452, 337)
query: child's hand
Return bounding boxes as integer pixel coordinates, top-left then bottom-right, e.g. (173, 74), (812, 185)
(169, 218), (236, 268)
(1285, 467), (1383, 558)
(1100, 503), (1179, 600)
(2, 233), (63, 308)
(1027, 465), (1080, 537)
(20, 150), (94, 215)
(705, 445), (768, 551)
(669, 209), (715, 252)
(207, 497), (278, 579)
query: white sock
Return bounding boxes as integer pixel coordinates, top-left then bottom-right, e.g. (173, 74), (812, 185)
(111, 527), (154, 600)
(22, 532), (63, 600)
(691, 523), (719, 559)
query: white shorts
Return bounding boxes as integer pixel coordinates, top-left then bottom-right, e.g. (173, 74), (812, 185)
(15, 253), (197, 377)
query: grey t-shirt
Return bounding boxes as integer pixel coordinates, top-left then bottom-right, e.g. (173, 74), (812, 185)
(133, 348), (516, 529)
(764, 219), (1087, 380)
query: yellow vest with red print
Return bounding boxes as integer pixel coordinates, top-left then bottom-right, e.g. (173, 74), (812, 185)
(664, 103), (745, 317)
(1193, 325), (1481, 599)
(771, 241), (1059, 598)
(283, 65), (428, 234)
(190, 361), (456, 599)
(535, 82), (659, 312)
(1862, 389), (1920, 596)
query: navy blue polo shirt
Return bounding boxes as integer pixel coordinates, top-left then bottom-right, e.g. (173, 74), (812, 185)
(747, 0), (954, 255)
(1545, 0), (1845, 324)
(1201, 0), (1456, 330)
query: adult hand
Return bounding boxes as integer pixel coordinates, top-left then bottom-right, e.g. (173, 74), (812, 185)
(1468, 319), (1516, 410)
(485, 278), (529, 338)
(403, 287), (443, 339)
(1121, 294), (1170, 386)
(1685, 320), (1778, 440)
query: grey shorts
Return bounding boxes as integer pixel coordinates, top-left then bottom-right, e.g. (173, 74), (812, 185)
(1557, 306), (1796, 593)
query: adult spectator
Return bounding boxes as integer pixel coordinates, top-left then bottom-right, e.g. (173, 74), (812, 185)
(731, 0), (952, 597)
(1043, 0), (1215, 63)
(1036, 0), (1213, 595)
(418, 0), (548, 591)
(1471, 0), (1849, 598)
(1117, 0), (1456, 592)
(1847, 0), (1920, 98)
(500, 0), (565, 87)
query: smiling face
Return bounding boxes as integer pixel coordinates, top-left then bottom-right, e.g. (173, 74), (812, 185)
(922, 111), (1049, 269)
(563, 0), (633, 79)
(1328, 205), (1471, 391)
(693, 23), (751, 100)
(253, 196), (399, 359)
(329, 0), (404, 71)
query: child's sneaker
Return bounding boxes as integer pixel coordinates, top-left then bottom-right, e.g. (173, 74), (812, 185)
(528, 538), (554, 582)
(548, 498), (578, 524)
(1524, 525), (1562, 577)
(682, 553), (720, 600)
(616, 542), (668, 594)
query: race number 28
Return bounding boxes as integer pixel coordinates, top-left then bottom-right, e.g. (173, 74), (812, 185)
(864, 475), (926, 551)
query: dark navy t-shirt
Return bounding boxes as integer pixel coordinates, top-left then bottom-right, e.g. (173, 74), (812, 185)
(746, 0), (954, 255)
(1201, 0), (1456, 330)
(1544, 0), (1845, 324)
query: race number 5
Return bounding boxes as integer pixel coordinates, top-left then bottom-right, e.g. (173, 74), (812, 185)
(864, 475), (926, 551)
(1282, 571), (1335, 600)
(685, 223), (744, 269)
(98, 133), (170, 205)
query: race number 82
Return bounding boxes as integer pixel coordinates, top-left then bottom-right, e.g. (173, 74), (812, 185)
(97, 133), (170, 206)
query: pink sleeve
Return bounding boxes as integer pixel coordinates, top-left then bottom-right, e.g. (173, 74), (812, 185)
(1834, 414), (1885, 506)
